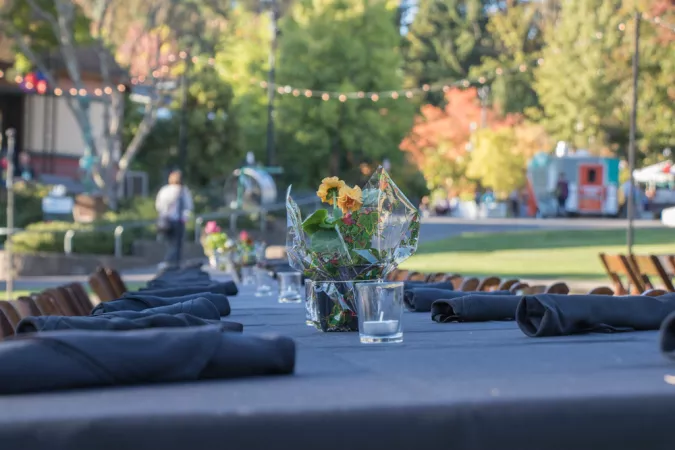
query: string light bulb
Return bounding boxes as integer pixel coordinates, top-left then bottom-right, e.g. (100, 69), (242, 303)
(462, 80), (470, 88)
(179, 51), (187, 59)
(277, 86), (284, 94)
(618, 23), (626, 31)
(371, 94), (379, 102)
(0, 70), (4, 78)
(104, 86), (113, 95)
(339, 94), (347, 102)
(14, 75), (22, 83)
(321, 93), (330, 101)
(168, 54), (177, 62)
(478, 77), (486, 84)
(292, 89), (300, 96)
(25, 82), (34, 90)
(304, 90), (312, 97)
(117, 84), (126, 92)
(357, 91), (365, 98)
(391, 92), (399, 99)
(54, 88), (62, 96)
(69, 88), (77, 96)
(79, 89), (87, 96)
(537, 58), (544, 65)
(94, 88), (103, 96)
(405, 91), (413, 98)
(422, 84), (430, 91)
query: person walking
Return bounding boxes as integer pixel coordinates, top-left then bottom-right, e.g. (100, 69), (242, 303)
(509, 189), (520, 218)
(555, 173), (569, 217)
(155, 170), (193, 269)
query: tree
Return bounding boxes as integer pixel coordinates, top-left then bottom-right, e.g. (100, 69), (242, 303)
(400, 87), (519, 191)
(274, 0), (415, 187)
(470, 1), (543, 114)
(466, 127), (524, 195)
(402, 0), (494, 106)
(0, 0), (230, 208)
(533, 0), (628, 150)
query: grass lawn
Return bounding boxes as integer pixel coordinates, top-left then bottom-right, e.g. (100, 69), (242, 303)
(401, 228), (675, 280)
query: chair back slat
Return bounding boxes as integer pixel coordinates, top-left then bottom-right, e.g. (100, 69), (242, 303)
(105, 267), (128, 297)
(65, 283), (95, 315)
(545, 282), (570, 294)
(89, 271), (118, 302)
(599, 253), (644, 294)
(458, 277), (479, 291)
(15, 297), (41, 317)
(498, 279), (519, 291)
(630, 255), (674, 292)
(33, 294), (65, 316)
(477, 276), (501, 292)
(587, 286), (614, 296)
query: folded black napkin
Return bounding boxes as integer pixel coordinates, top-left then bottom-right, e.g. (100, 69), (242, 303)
(431, 294), (522, 322)
(129, 281), (238, 298)
(91, 293), (231, 317)
(660, 311), (675, 361)
(405, 289), (512, 313)
(16, 313), (243, 334)
(403, 281), (455, 292)
(517, 293), (675, 337)
(0, 325), (295, 394)
(96, 297), (221, 320)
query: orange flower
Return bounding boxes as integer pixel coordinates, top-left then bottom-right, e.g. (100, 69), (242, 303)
(337, 185), (363, 214)
(317, 177), (345, 205)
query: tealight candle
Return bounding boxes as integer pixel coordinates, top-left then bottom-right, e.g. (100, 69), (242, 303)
(362, 319), (400, 336)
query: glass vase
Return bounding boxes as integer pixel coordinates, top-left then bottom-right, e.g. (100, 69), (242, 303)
(310, 280), (368, 332)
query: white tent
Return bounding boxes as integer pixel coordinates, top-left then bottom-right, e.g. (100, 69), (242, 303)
(633, 161), (673, 184)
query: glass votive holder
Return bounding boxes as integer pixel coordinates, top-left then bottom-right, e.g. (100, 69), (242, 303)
(278, 272), (302, 303)
(240, 266), (255, 286)
(304, 279), (318, 326)
(355, 281), (404, 344)
(254, 267), (274, 297)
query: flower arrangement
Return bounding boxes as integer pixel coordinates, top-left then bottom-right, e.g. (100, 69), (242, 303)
(201, 221), (233, 258)
(235, 230), (262, 267)
(286, 167), (420, 331)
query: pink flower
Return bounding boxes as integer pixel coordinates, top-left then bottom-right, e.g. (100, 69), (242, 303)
(342, 213), (354, 226)
(239, 230), (250, 241)
(204, 221), (221, 234)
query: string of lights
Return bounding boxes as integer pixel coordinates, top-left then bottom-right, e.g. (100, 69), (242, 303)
(0, 13), (671, 100)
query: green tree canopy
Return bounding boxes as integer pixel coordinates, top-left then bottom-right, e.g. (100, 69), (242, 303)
(466, 127), (524, 195)
(275, 0), (415, 187)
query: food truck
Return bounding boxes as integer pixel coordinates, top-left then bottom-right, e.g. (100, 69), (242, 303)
(526, 150), (620, 218)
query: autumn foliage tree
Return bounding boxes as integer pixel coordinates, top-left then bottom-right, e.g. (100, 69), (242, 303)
(400, 87), (519, 192)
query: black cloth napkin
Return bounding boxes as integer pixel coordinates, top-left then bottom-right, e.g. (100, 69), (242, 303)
(0, 325), (295, 394)
(15, 313), (243, 334)
(660, 311), (675, 361)
(96, 298), (221, 320)
(403, 281), (455, 292)
(517, 293), (675, 337)
(91, 293), (231, 317)
(405, 289), (512, 312)
(130, 281), (238, 298)
(431, 294), (522, 322)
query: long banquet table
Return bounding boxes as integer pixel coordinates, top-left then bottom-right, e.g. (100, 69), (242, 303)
(2, 286), (675, 450)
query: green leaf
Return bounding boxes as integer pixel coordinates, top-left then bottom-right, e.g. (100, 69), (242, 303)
(309, 229), (343, 253)
(302, 209), (329, 235)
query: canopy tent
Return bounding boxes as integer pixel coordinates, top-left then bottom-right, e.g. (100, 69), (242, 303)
(632, 161), (673, 184)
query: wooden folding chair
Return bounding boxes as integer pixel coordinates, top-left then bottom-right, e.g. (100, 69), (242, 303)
(64, 283), (95, 315)
(458, 277), (479, 291)
(15, 297), (42, 317)
(104, 267), (128, 297)
(406, 271), (427, 282)
(442, 274), (463, 290)
(0, 308), (14, 340)
(426, 272), (446, 283)
(89, 271), (118, 302)
(545, 282), (570, 294)
(33, 294), (66, 316)
(42, 288), (79, 316)
(587, 286), (614, 296)
(390, 269), (409, 281)
(0, 301), (22, 331)
(510, 282), (529, 294)
(642, 289), (668, 297)
(629, 255), (675, 292)
(521, 285), (547, 295)
(598, 253), (644, 295)
(498, 279), (519, 291)
(477, 276), (501, 292)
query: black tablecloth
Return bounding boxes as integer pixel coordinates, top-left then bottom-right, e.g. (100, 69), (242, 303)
(1, 286), (675, 450)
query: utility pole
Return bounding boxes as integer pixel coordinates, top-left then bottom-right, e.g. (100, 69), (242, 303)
(178, 52), (190, 172)
(265, 0), (279, 166)
(627, 11), (640, 255)
(4, 129), (16, 300)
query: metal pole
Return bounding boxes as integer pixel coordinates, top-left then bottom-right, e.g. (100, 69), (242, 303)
(479, 86), (489, 128)
(4, 129), (16, 299)
(266, 1), (278, 166)
(178, 54), (190, 171)
(627, 11), (640, 255)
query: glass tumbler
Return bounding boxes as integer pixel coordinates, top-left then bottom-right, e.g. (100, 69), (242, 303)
(278, 272), (303, 303)
(304, 279), (318, 326)
(240, 265), (255, 286)
(355, 281), (404, 344)
(254, 267), (274, 297)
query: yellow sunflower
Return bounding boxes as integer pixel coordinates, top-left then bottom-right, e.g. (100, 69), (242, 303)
(317, 177), (346, 205)
(337, 185), (363, 214)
